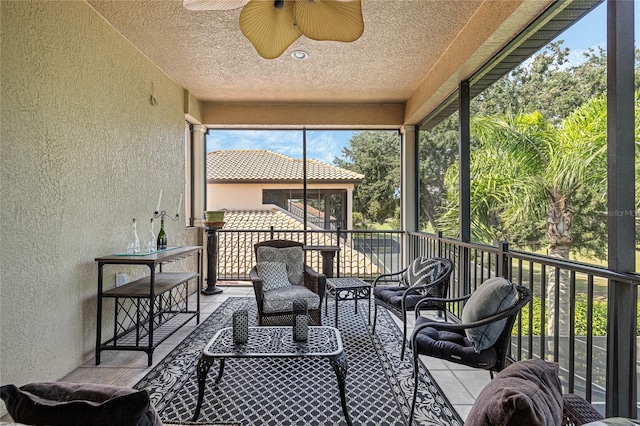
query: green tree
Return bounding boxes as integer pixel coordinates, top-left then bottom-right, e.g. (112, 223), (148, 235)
(420, 42), (611, 233)
(418, 116), (459, 230)
(473, 42), (608, 123)
(335, 127), (459, 231)
(440, 94), (640, 334)
(334, 131), (401, 224)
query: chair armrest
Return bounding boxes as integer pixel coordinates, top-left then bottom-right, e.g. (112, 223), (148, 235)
(412, 295), (529, 336)
(373, 268), (408, 287)
(303, 265), (326, 300)
(414, 294), (472, 315)
(249, 267), (265, 305)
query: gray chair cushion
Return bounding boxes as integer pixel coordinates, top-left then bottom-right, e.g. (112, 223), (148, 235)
(461, 277), (517, 352)
(263, 285), (320, 314)
(465, 359), (563, 426)
(256, 261), (291, 291)
(257, 246), (304, 285)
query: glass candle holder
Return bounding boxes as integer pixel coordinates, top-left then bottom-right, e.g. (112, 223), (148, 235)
(232, 310), (248, 344)
(292, 299), (308, 342)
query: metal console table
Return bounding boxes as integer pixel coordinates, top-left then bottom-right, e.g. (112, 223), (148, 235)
(193, 326), (350, 425)
(95, 246), (202, 366)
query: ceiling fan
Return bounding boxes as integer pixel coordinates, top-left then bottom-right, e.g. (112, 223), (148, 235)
(182, 0), (364, 59)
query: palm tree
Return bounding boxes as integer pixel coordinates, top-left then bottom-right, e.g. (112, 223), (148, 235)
(439, 93), (640, 336)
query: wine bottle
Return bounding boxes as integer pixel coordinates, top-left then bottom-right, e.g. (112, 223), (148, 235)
(132, 218), (140, 254)
(157, 218), (167, 250)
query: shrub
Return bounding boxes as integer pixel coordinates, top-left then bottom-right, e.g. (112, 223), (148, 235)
(516, 295), (639, 336)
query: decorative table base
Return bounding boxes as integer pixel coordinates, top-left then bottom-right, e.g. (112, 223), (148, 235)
(326, 277), (372, 327)
(193, 326), (350, 425)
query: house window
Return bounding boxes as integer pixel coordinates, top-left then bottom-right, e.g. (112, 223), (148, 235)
(262, 188), (347, 230)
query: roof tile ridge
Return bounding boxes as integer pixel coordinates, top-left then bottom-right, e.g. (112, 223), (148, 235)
(305, 157), (365, 178)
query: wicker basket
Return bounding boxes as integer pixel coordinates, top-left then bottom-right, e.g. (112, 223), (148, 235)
(562, 394), (604, 426)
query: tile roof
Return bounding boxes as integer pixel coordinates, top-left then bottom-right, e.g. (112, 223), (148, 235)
(216, 209), (381, 279)
(207, 150), (364, 183)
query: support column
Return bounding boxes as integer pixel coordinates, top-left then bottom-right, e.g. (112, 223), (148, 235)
(192, 124), (207, 227)
(459, 80), (471, 296)
(202, 226), (224, 295)
(458, 81), (471, 243)
(192, 124), (208, 292)
(346, 188), (354, 231)
(401, 126), (418, 265)
(606, 0), (636, 418)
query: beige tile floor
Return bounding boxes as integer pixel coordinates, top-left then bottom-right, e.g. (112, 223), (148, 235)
(5, 284), (491, 424)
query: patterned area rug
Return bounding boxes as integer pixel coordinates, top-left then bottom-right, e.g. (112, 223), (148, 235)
(135, 297), (463, 426)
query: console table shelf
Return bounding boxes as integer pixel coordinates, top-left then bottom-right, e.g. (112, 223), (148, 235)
(102, 272), (198, 298)
(95, 246), (203, 366)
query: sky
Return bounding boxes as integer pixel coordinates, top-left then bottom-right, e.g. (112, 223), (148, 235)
(207, 129), (358, 164)
(206, 2), (633, 165)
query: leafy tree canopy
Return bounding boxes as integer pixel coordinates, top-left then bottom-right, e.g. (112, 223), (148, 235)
(334, 131), (401, 224)
(335, 41), (640, 246)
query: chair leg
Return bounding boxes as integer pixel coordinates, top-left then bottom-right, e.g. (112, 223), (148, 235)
(372, 304), (378, 332)
(490, 370), (494, 380)
(400, 311), (407, 361)
(409, 351), (420, 424)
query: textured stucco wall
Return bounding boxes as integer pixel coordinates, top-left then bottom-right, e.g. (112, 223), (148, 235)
(0, 1), (199, 387)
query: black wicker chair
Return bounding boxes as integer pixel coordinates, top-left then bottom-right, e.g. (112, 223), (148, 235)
(249, 239), (326, 326)
(372, 256), (453, 360)
(408, 284), (532, 423)
(562, 394), (604, 425)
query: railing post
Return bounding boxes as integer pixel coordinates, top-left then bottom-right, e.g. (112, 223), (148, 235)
(436, 231), (443, 257)
(270, 226), (274, 240)
(498, 241), (509, 279)
(336, 227), (341, 277)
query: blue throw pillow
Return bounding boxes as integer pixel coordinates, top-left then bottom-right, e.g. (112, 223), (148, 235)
(461, 277), (517, 352)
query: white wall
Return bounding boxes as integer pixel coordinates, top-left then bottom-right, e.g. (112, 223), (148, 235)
(0, 1), (199, 388)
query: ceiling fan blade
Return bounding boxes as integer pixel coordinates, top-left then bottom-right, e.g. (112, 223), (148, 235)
(294, 0), (364, 43)
(240, 0), (302, 59)
(182, 0), (249, 11)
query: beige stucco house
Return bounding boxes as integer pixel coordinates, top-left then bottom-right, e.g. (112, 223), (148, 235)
(206, 150), (363, 230)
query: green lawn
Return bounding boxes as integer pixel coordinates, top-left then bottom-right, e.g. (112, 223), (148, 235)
(515, 249), (640, 301)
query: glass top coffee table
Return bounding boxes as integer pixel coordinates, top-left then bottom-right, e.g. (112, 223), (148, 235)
(193, 325), (350, 425)
(326, 277), (372, 327)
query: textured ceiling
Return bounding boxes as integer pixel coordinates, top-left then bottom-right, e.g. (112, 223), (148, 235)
(86, 0), (487, 104)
